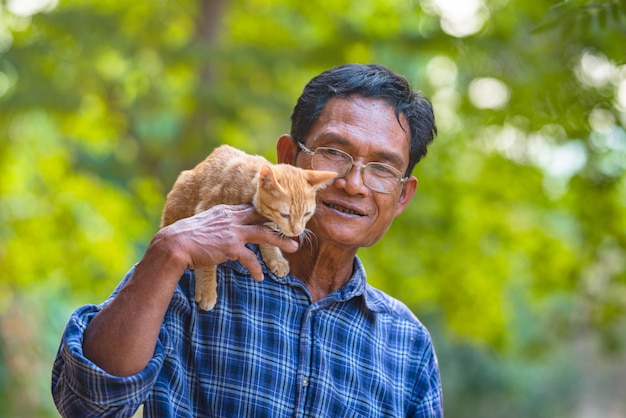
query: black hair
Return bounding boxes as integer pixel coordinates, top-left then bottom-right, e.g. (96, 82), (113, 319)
(290, 64), (437, 176)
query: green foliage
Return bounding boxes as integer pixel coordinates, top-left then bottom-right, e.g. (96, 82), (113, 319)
(0, 0), (625, 416)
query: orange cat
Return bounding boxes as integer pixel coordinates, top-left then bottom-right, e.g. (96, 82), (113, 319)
(160, 145), (336, 311)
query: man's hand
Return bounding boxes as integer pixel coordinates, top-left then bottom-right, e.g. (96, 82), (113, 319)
(159, 204), (299, 282)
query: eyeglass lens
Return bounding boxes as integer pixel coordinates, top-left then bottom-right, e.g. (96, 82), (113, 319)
(310, 148), (402, 193)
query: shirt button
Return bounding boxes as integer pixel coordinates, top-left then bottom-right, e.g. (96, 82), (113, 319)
(302, 377), (310, 387)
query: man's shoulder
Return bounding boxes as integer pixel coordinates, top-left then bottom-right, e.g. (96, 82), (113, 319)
(363, 284), (423, 325)
(361, 285), (436, 355)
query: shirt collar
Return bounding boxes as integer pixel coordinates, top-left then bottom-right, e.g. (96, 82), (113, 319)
(224, 245), (394, 314)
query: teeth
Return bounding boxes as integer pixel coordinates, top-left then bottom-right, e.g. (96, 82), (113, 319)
(328, 203), (359, 215)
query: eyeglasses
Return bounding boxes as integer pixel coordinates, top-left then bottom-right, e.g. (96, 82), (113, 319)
(297, 142), (408, 194)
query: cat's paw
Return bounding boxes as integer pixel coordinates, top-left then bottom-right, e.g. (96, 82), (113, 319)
(268, 259), (290, 277)
(195, 292), (217, 311)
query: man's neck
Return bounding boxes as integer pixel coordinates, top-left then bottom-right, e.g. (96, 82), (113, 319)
(284, 245), (357, 302)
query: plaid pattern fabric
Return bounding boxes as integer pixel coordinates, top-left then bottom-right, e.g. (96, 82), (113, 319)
(52, 246), (443, 417)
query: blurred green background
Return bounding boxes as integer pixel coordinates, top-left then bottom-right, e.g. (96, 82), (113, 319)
(1, 0), (625, 416)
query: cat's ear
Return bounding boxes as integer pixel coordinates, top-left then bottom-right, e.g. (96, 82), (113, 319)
(306, 170), (336, 189)
(259, 165), (285, 195)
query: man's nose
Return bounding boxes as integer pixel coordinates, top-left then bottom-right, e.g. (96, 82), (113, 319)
(340, 162), (369, 194)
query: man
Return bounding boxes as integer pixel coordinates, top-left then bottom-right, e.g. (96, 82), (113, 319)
(52, 63), (443, 417)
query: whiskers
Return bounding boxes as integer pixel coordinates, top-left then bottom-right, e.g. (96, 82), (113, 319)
(264, 221), (280, 232)
(298, 228), (318, 253)
(264, 222), (317, 253)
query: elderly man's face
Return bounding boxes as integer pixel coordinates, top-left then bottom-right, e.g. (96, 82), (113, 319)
(297, 96), (417, 250)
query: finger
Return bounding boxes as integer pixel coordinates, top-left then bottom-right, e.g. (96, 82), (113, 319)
(271, 234), (300, 253)
(243, 224), (299, 252)
(237, 247), (265, 282)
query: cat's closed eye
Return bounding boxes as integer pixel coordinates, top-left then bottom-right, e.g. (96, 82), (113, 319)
(280, 212), (290, 219)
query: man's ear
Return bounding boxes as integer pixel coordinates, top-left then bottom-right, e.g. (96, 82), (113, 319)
(277, 134), (298, 165)
(394, 176), (418, 217)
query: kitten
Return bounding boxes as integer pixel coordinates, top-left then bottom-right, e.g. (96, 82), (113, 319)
(160, 144), (336, 311)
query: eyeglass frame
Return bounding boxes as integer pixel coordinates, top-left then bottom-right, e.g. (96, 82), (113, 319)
(296, 141), (409, 194)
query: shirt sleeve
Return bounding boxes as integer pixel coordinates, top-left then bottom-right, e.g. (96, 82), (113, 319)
(51, 272), (167, 417)
(409, 338), (444, 418)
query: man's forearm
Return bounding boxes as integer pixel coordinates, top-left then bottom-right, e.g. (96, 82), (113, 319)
(83, 233), (184, 377)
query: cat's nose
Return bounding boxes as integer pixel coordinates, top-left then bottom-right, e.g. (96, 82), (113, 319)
(290, 225), (303, 236)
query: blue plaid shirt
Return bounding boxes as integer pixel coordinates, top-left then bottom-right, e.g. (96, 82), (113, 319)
(52, 246), (443, 417)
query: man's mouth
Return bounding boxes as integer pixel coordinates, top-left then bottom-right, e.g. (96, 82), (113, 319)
(325, 203), (364, 216)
